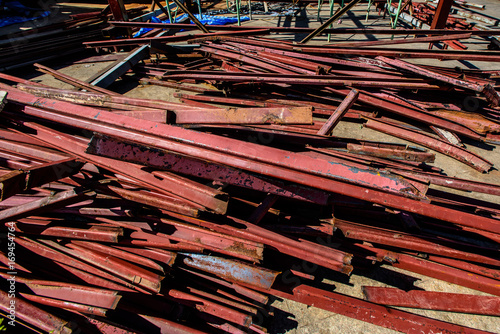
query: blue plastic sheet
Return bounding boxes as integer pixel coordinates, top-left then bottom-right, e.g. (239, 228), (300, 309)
(133, 14), (250, 37)
(0, 1), (50, 28)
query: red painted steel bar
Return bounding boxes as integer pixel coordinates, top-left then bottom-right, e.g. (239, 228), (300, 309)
(21, 280), (121, 309)
(109, 21), (500, 35)
(84, 29), (272, 48)
(326, 33), (472, 47)
(334, 220), (500, 267)
(0, 188), (94, 223)
(72, 241), (165, 273)
(34, 63), (119, 96)
(163, 70), (440, 89)
(390, 169), (500, 196)
(267, 283), (490, 334)
(45, 240), (163, 292)
(139, 314), (209, 334)
(20, 293), (108, 316)
(377, 56), (500, 106)
(364, 117), (493, 172)
(175, 106), (313, 124)
(180, 267), (270, 305)
(0, 289), (72, 333)
(362, 287), (500, 316)
(5, 118), (228, 214)
(325, 87), (484, 141)
(167, 289), (252, 328)
(0, 158), (83, 201)
(5, 92), (425, 200)
(6, 86), (500, 232)
(89, 134), (330, 204)
(101, 184), (200, 217)
(13, 223), (122, 243)
(182, 253), (280, 290)
(359, 245), (500, 296)
(317, 89), (359, 135)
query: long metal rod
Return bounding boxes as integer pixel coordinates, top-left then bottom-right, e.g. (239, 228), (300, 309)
(109, 21), (500, 35)
(362, 287), (500, 316)
(300, 0), (363, 44)
(169, 0), (210, 33)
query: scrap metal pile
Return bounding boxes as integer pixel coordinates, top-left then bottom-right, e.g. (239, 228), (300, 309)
(1, 4), (500, 334)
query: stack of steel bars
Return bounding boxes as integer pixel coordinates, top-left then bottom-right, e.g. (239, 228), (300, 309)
(1, 11), (500, 334)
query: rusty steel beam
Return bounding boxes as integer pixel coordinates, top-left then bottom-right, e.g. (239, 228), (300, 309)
(109, 21), (500, 35)
(108, 0), (128, 21)
(317, 89), (359, 136)
(4, 92), (425, 200)
(179, 267), (269, 305)
(175, 106), (313, 124)
(0, 188), (95, 223)
(20, 293), (108, 316)
(182, 253), (280, 290)
(0, 158), (84, 201)
(71, 241), (165, 273)
(17, 279), (122, 309)
(99, 215), (264, 263)
(358, 244), (500, 296)
(362, 287), (500, 316)
(430, 0), (453, 29)
(84, 29), (271, 48)
(163, 70), (440, 90)
(298, 46), (500, 62)
(6, 85), (500, 233)
(12, 223), (123, 243)
(267, 283), (489, 334)
(364, 117), (493, 172)
(34, 63), (119, 96)
(0, 289), (72, 334)
(5, 118), (228, 214)
(186, 286), (259, 315)
(326, 33), (472, 47)
(334, 219), (500, 267)
(15, 237), (148, 292)
(377, 56), (500, 106)
(389, 169), (500, 196)
(139, 314), (209, 334)
(425, 255), (500, 281)
(326, 87), (483, 141)
(44, 240), (164, 293)
(200, 45), (305, 75)
(99, 184), (201, 217)
(167, 289), (252, 328)
(112, 246), (177, 267)
(168, 212), (353, 274)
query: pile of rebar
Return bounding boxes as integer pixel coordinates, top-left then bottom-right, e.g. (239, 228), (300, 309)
(1, 2), (500, 334)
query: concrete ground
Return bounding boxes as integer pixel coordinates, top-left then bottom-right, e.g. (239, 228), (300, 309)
(2, 0), (500, 333)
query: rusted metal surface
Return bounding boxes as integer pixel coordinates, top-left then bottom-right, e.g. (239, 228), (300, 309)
(318, 89), (359, 135)
(175, 106), (313, 124)
(335, 219), (500, 266)
(364, 117), (493, 172)
(359, 244), (500, 296)
(269, 283), (490, 334)
(362, 287), (500, 316)
(182, 253), (280, 290)
(167, 289), (252, 327)
(1, 11), (500, 333)
(377, 56), (500, 106)
(0, 289), (72, 333)
(0, 188), (94, 223)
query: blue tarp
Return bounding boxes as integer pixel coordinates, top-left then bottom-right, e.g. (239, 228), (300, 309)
(133, 14), (250, 37)
(0, 1), (50, 28)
